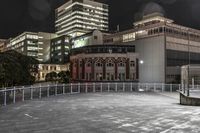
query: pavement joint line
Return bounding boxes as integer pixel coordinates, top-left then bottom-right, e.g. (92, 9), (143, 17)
(25, 114), (38, 120)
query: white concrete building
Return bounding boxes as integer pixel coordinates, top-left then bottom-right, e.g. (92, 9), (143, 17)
(36, 64), (70, 81)
(104, 13), (200, 84)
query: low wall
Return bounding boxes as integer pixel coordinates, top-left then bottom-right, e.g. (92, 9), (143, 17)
(180, 92), (200, 106)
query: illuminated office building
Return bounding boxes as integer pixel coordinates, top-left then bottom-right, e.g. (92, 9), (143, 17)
(7, 32), (56, 63)
(51, 35), (71, 64)
(55, 0), (109, 37)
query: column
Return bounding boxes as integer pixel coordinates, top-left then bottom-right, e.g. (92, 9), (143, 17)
(91, 59), (95, 80)
(76, 60), (79, 80)
(115, 60), (118, 80)
(126, 58), (130, 80)
(136, 58), (139, 80)
(70, 61), (74, 79)
(82, 59), (85, 80)
(103, 60), (106, 80)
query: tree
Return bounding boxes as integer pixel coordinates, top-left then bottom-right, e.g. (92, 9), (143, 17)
(58, 71), (70, 83)
(45, 72), (58, 82)
(0, 50), (39, 88)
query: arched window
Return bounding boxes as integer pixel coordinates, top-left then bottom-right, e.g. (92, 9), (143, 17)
(96, 62), (103, 67)
(118, 61), (125, 67)
(106, 60), (114, 67)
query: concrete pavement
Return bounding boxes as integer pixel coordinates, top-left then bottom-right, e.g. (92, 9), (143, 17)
(1, 92), (200, 133)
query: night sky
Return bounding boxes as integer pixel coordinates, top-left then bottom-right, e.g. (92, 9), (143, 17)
(0, 0), (200, 39)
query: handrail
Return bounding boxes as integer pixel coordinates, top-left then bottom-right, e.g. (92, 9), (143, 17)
(0, 82), (182, 106)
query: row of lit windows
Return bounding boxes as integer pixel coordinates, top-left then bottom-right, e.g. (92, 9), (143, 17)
(63, 2), (108, 13)
(10, 34), (39, 47)
(27, 52), (38, 57)
(41, 66), (58, 71)
(27, 46), (38, 51)
(123, 33), (136, 42)
(147, 27), (200, 40)
(74, 11), (107, 22)
(60, 18), (107, 29)
(56, 10), (108, 23)
(56, 15), (108, 27)
(57, 24), (105, 35)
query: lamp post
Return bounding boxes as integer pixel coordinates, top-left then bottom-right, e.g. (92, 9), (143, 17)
(187, 29), (190, 97)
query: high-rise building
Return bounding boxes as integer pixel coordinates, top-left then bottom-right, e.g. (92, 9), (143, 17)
(55, 0), (109, 37)
(7, 32), (57, 63)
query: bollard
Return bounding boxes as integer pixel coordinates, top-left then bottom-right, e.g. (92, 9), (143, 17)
(108, 83), (110, 92)
(170, 84), (173, 92)
(71, 83), (73, 94)
(130, 82), (133, 92)
(154, 83), (156, 92)
(47, 85), (50, 97)
(162, 83), (164, 92)
(101, 83), (103, 92)
(115, 82), (118, 92)
(55, 84), (58, 96)
(13, 87), (16, 104)
(22, 86), (25, 102)
(78, 83), (81, 93)
(85, 83), (88, 93)
(30, 86), (33, 100)
(4, 88), (7, 106)
(39, 85), (42, 99)
(138, 83), (140, 91)
(146, 83), (148, 92)
(123, 83), (125, 92)
(63, 84), (65, 94)
(93, 83), (95, 93)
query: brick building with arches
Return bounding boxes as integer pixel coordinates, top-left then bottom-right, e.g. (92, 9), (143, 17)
(70, 44), (139, 82)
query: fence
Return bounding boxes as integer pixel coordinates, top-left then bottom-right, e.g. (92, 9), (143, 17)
(0, 83), (181, 106)
(179, 84), (200, 97)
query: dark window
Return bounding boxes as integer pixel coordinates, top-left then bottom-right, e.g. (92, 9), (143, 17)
(94, 36), (98, 40)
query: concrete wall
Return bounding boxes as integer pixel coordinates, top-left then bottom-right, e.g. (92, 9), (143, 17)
(180, 92), (200, 106)
(135, 35), (165, 83)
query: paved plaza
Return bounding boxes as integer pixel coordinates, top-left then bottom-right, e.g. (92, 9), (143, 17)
(1, 92), (200, 133)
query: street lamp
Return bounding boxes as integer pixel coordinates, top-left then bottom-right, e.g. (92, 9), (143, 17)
(187, 29), (190, 97)
(140, 60), (144, 64)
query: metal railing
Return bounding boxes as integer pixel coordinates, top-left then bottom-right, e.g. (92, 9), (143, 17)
(179, 84), (200, 97)
(0, 83), (181, 106)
